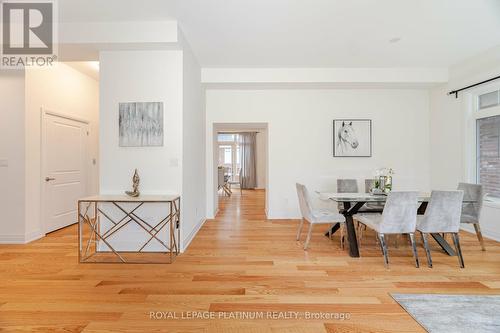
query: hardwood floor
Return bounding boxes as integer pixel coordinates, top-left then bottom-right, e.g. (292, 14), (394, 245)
(1, 190), (499, 332)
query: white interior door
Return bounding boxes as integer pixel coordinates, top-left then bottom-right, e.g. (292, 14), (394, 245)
(43, 113), (88, 233)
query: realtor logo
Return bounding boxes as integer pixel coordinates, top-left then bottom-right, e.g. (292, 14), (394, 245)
(1, 0), (57, 68)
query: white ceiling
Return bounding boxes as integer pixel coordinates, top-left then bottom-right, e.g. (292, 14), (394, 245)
(59, 0), (500, 68)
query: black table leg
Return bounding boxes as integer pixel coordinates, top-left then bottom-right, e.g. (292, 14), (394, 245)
(327, 223), (341, 235)
(430, 233), (456, 256)
(417, 201), (428, 215)
(324, 202), (347, 237)
(345, 214), (359, 257)
(323, 201), (367, 258)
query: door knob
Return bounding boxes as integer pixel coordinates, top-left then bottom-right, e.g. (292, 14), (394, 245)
(45, 177), (56, 182)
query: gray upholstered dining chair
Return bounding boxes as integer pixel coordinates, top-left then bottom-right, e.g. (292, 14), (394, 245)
(337, 179), (358, 212)
(364, 179), (385, 210)
(417, 190), (465, 268)
(336, 179), (360, 246)
(357, 179), (390, 247)
(458, 183), (485, 251)
(354, 192), (420, 268)
(337, 179), (358, 193)
(296, 183), (346, 250)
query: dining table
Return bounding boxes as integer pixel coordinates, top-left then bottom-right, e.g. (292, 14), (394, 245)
(318, 192), (476, 258)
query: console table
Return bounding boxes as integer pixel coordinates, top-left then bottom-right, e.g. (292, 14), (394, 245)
(78, 195), (180, 264)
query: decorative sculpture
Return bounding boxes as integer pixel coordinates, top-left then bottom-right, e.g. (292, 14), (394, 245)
(125, 169), (140, 197)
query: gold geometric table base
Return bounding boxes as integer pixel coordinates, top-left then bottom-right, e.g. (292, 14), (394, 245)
(78, 195), (180, 264)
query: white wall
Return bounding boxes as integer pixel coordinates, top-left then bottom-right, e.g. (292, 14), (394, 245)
(99, 50), (183, 250)
(256, 130), (267, 189)
(206, 89), (431, 218)
(100, 50), (183, 195)
(181, 40), (207, 250)
(100, 49), (206, 251)
(24, 63), (99, 240)
(0, 71), (26, 242)
(429, 45), (500, 241)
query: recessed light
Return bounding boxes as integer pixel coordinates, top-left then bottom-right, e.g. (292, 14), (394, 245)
(389, 37), (401, 44)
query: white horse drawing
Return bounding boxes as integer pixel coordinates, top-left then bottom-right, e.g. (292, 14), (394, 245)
(336, 121), (359, 155)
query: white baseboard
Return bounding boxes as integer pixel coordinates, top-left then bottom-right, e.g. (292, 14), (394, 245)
(0, 234), (26, 244)
(25, 230), (44, 243)
(182, 217), (206, 252)
(205, 208), (217, 220)
(0, 230), (44, 244)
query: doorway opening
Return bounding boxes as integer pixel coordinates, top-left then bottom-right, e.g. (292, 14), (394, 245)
(212, 123), (269, 218)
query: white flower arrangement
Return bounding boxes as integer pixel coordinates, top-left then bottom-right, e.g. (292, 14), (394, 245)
(373, 168), (395, 193)
(374, 167), (395, 177)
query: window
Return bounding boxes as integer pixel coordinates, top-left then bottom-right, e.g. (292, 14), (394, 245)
(218, 134), (237, 142)
(477, 116), (500, 198)
(478, 90), (500, 110)
(474, 87), (500, 199)
(217, 134), (240, 182)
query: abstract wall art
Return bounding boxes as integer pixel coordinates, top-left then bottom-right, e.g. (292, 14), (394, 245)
(119, 102), (164, 147)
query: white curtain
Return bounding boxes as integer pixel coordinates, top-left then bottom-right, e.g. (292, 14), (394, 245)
(239, 132), (257, 189)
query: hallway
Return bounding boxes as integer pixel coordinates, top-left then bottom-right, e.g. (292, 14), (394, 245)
(216, 189), (267, 221)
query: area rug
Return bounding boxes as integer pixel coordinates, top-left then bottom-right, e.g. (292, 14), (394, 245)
(391, 294), (500, 333)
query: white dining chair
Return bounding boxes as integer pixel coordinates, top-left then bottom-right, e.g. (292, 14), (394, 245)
(296, 183), (346, 250)
(217, 167), (231, 196)
(354, 192), (419, 268)
(228, 168), (242, 195)
(417, 190), (465, 268)
(458, 183), (485, 251)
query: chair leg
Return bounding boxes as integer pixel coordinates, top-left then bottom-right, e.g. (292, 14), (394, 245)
(340, 223), (345, 249)
(296, 218), (305, 241)
(420, 232), (432, 268)
(409, 233), (419, 268)
(378, 233), (389, 268)
(452, 233), (465, 268)
(304, 224), (314, 250)
(473, 223), (486, 251)
(394, 234), (400, 248)
(357, 223), (364, 246)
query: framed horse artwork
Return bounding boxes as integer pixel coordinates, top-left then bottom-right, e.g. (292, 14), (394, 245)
(333, 119), (372, 157)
